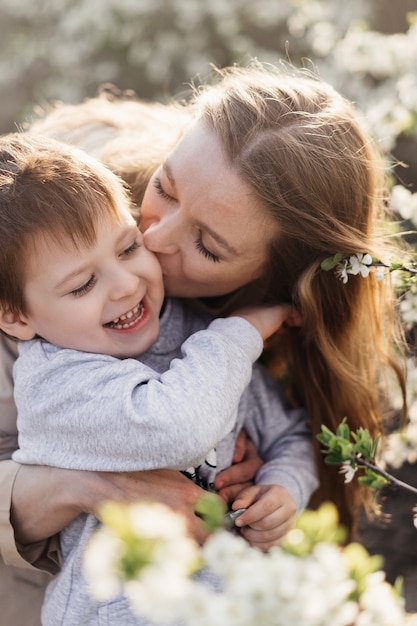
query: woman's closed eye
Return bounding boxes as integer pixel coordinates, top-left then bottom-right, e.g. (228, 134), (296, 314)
(70, 275), (97, 297)
(195, 232), (220, 263)
(153, 177), (175, 202)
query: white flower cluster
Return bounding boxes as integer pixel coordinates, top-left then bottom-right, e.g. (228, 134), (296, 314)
(196, 534), (359, 626)
(83, 501), (200, 623)
(335, 253), (374, 284)
(83, 503), (413, 626)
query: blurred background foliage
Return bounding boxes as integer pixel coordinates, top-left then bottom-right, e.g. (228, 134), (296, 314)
(0, 0), (416, 191)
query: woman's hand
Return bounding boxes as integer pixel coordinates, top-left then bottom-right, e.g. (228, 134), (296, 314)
(96, 469), (209, 543)
(11, 465), (209, 546)
(214, 430), (264, 503)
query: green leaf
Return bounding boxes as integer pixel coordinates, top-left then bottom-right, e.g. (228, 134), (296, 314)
(283, 503), (346, 556)
(194, 492), (227, 533)
(358, 472), (389, 490)
(352, 428), (374, 459)
(320, 253), (343, 271)
(335, 418), (350, 438)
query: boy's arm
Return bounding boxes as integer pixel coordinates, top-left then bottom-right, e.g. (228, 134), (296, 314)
(13, 317), (264, 472)
(237, 362), (319, 511)
(221, 361), (319, 551)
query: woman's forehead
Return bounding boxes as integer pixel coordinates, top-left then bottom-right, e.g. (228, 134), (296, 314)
(166, 121), (274, 246)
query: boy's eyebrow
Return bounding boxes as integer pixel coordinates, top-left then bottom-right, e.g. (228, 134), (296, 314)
(163, 162), (238, 256)
(54, 264), (89, 291)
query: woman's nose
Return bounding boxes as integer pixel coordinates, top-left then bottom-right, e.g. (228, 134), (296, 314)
(142, 217), (180, 256)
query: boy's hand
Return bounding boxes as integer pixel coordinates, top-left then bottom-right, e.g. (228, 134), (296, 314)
(230, 484), (297, 552)
(214, 431), (263, 503)
(230, 304), (301, 341)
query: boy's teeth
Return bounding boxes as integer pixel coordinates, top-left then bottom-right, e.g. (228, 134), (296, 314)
(110, 303), (144, 328)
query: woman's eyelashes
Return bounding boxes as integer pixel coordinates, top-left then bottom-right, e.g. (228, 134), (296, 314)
(195, 232), (220, 263)
(153, 176), (175, 202)
(153, 176), (219, 263)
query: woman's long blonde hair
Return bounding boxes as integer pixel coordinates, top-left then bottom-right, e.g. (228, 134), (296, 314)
(192, 63), (407, 533)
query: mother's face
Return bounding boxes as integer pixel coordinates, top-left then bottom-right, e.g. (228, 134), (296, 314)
(140, 120), (280, 299)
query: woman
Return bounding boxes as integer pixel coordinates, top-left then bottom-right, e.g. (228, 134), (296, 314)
(138, 63), (406, 527)
(0, 61), (406, 623)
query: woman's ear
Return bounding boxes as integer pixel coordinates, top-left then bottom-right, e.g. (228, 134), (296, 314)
(0, 309), (36, 340)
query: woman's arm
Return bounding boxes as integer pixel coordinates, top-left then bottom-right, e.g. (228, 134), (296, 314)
(11, 465), (209, 548)
(10, 440), (262, 553)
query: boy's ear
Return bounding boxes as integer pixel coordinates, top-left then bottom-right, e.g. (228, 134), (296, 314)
(0, 309), (36, 340)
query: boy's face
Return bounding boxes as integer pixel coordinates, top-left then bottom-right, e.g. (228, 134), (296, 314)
(20, 206), (164, 358)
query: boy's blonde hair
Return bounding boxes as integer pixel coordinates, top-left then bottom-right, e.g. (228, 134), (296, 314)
(0, 133), (130, 315)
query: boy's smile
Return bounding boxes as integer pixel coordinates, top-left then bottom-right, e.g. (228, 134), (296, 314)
(105, 301), (145, 329)
(18, 206), (164, 359)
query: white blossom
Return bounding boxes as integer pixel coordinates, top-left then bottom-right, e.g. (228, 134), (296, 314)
(83, 500), (413, 626)
(390, 186), (417, 224)
(348, 253), (373, 277)
(356, 572), (406, 626)
(82, 528), (123, 601)
(336, 259), (349, 283)
(339, 461), (357, 483)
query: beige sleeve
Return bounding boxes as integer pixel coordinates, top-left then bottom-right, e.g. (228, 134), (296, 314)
(0, 556), (49, 626)
(0, 335), (18, 460)
(0, 458), (61, 574)
(0, 337), (61, 574)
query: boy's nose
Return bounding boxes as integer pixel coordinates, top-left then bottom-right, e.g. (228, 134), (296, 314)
(110, 269), (139, 300)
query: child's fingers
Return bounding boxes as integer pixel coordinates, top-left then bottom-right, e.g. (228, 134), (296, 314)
(230, 485), (261, 514)
(233, 485), (285, 527)
(216, 481), (253, 504)
(240, 518), (293, 551)
(234, 500), (282, 530)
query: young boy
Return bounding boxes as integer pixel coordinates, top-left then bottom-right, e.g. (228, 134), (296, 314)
(0, 133), (317, 625)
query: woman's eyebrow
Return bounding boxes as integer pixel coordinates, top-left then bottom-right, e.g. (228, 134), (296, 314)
(162, 161), (177, 191)
(202, 223), (238, 255)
